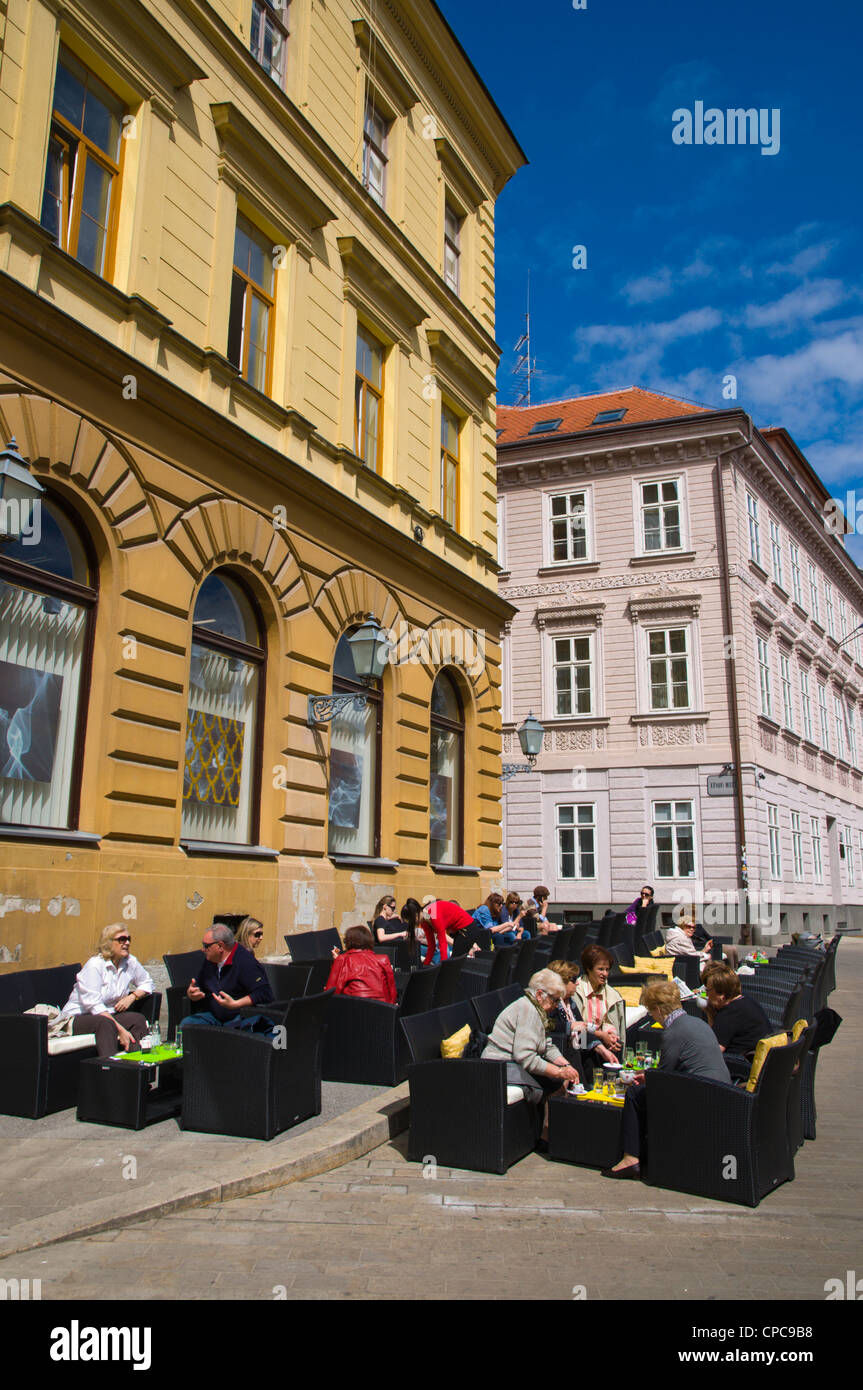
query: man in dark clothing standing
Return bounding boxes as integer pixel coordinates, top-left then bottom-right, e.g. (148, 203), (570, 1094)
(182, 922), (274, 1031)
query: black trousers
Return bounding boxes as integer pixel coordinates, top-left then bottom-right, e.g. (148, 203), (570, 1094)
(621, 1082), (648, 1158)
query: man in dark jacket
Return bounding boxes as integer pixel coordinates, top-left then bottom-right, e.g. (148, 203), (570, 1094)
(182, 923), (274, 1030)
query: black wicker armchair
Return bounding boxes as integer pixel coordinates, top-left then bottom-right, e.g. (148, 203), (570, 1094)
(180, 990), (332, 1139)
(644, 1035), (805, 1206)
(0, 963), (160, 1118)
(401, 1002), (537, 1176)
(321, 966), (440, 1085)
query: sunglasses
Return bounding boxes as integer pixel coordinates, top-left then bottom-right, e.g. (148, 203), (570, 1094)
(114, 935), (131, 944)
(252, 931), (263, 939)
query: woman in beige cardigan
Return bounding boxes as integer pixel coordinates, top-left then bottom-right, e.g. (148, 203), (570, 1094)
(572, 944), (625, 1057)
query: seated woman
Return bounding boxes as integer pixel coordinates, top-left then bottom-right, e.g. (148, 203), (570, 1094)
(471, 893), (515, 942)
(60, 925), (154, 1057)
(326, 925), (397, 1004)
(547, 959), (620, 1071)
(572, 945), (625, 1056)
(664, 915), (712, 960)
(603, 978), (730, 1180)
(235, 916), (265, 955)
(481, 969), (580, 1137)
(372, 895), (408, 945)
(703, 964), (771, 1056)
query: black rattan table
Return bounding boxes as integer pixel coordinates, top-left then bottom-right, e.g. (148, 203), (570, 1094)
(77, 1054), (183, 1129)
(547, 1093), (624, 1168)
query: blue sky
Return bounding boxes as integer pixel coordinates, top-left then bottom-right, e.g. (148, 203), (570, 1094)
(437, 0), (863, 561)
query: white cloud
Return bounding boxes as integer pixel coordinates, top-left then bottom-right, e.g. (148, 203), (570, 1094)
(743, 280), (847, 331)
(620, 268), (674, 304)
(766, 239), (839, 278)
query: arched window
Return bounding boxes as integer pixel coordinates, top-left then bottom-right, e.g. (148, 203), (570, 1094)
(430, 671), (464, 866)
(0, 495), (96, 829)
(182, 571), (265, 845)
(327, 631), (381, 858)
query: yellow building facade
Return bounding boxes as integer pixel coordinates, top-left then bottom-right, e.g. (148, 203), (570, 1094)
(0, 0), (524, 966)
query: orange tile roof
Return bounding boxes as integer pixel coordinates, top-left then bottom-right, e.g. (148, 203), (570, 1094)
(497, 386), (711, 447)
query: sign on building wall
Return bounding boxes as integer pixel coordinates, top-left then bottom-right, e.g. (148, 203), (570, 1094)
(706, 775), (735, 796)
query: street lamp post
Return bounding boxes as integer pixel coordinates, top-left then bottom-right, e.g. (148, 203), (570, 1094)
(502, 711), (545, 780)
(0, 438), (45, 542)
(307, 614), (391, 725)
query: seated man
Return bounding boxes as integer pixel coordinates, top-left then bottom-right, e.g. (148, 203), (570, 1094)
(182, 922), (274, 1031)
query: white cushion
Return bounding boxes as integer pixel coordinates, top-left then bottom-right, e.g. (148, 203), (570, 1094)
(506, 1085), (524, 1105)
(625, 1005), (648, 1029)
(47, 1035), (97, 1056)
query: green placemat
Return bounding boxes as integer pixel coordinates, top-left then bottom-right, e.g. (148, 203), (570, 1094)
(112, 1045), (181, 1064)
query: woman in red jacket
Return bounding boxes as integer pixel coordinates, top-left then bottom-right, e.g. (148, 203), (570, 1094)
(326, 926), (397, 1004)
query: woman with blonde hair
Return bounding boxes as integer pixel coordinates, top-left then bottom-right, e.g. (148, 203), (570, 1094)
(235, 916), (265, 954)
(603, 977), (729, 1180)
(60, 924), (154, 1057)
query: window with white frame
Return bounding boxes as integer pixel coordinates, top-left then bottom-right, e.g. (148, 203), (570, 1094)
(834, 692), (846, 760)
(810, 815), (823, 883)
(747, 492), (761, 566)
(800, 667), (814, 742)
(362, 96), (389, 207)
(825, 579), (836, 639)
(789, 541), (803, 606)
(250, 0), (289, 87)
(769, 518), (784, 588)
(791, 811), (804, 882)
(839, 595), (849, 644)
(653, 801), (696, 878)
(557, 804), (596, 879)
(858, 828), (863, 881)
(780, 652), (794, 729)
(808, 562), (821, 623)
(648, 627), (690, 710)
(549, 491), (589, 564)
(846, 825), (855, 887)
(757, 635), (773, 719)
(496, 496), (505, 570)
(443, 202), (462, 294)
(847, 702), (859, 766)
(817, 681), (830, 751)
(553, 635), (594, 717)
(641, 479), (682, 552)
(767, 803), (782, 879)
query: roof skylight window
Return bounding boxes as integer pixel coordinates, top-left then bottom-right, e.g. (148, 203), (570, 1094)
(591, 408), (627, 425)
(528, 418), (563, 435)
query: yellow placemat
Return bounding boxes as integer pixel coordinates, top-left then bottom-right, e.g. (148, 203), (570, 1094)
(577, 1089), (625, 1108)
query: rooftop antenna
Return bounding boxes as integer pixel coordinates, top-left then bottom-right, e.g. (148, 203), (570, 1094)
(513, 271), (538, 407)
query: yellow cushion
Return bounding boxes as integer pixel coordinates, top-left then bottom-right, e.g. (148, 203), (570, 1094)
(440, 1024), (471, 1059)
(650, 945), (670, 958)
(617, 986), (646, 1007)
(745, 1033), (788, 1093)
(791, 1018), (809, 1042)
(630, 956), (675, 977)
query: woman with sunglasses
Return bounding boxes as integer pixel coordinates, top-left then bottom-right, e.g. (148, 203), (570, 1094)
(60, 925), (154, 1057)
(236, 916), (265, 954)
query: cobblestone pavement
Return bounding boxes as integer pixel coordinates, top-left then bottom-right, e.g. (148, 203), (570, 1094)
(2, 943), (859, 1302)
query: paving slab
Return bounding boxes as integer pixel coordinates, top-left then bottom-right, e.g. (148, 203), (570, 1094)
(0, 1078), (408, 1258)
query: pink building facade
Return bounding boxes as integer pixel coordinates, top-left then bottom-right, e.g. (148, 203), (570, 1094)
(497, 389), (863, 941)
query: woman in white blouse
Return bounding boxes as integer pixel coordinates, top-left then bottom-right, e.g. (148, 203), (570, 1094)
(61, 925), (154, 1056)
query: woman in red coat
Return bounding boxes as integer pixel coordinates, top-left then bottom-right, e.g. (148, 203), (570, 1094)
(326, 925), (397, 1004)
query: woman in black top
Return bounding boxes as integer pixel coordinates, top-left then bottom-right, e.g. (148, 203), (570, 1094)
(704, 964), (772, 1056)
